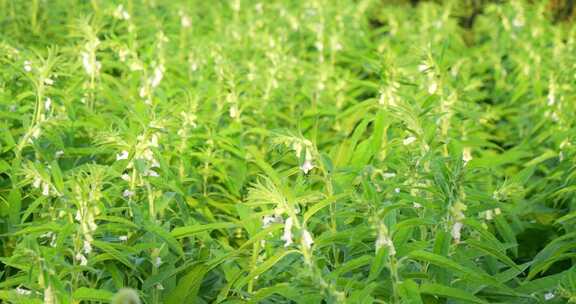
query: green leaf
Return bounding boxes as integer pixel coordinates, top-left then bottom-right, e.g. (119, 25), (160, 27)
(7, 187), (21, 226)
(235, 250), (299, 289)
(408, 250), (502, 288)
(420, 283), (488, 304)
(247, 283), (299, 303)
(466, 239), (520, 271)
(303, 192), (349, 224)
(73, 287), (114, 302)
(165, 264), (210, 304)
(171, 222), (237, 239)
(398, 279), (423, 304)
(143, 221), (184, 256)
(92, 241), (137, 271)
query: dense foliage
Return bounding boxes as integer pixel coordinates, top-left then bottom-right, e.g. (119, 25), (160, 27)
(1, 0), (575, 303)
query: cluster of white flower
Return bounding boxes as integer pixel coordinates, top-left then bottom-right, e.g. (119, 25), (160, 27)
(16, 286), (32, 296)
(379, 82), (399, 106)
(449, 201), (467, 243)
(301, 229), (314, 250)
(118, 134), (161, 199)
(75, 201), (99, 255)
(23, 60), (32, 72)
(113, 4), (131, 20)
(403, 136), (416, 146)
(226, 92), (240, 119)
(419, 60), (440, 95)
(73, 181), (102, 256)
(81, 39), (101, 77)
(40, 231), (57, 247)
(280, 216), (314, 250)
(292, 139), (315, 174)
(480, 208), (501, 221)
(375, 223), (396, 256)
(75, 252), (88, 266)
(117, 150), (129, 161)
(262, 214), (283, 228)
(179, 10), (191, 28)
(32, 176), (53, 197)
(281, 217), (294, 247)
(139, 63), (165, 105)
(512, 1), (525, 28)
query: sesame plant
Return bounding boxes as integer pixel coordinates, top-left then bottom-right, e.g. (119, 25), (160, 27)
(1, 0), (575, 303)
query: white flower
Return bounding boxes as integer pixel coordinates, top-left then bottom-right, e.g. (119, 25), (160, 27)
(413, 202), (422, 208)
(130, 60), (144, 71)
(382, 172), (396, 178)
(116, 150), (129, 161)
(119, 235), (129, 241)
(375, 225), (396, 256)
(513, 15), (525, 28)
(150, 66), (164, 88)
(42, 183), (50, 196)
(229, 104), (239, 118)
(23, 60), (32, 72)
(155, 284), (164, 290)
(75, 253), (88, 266)
(403, 136), (416, 146)
(31, 126), (41, 139)
(83, 240), (92, 254)
(544, 292), (555, 300)
(122, 189), (134, 198)
(485, 210), (494, 220)
(451, 222), (463, 243)
(149, 134), (159, 147)
(547, 78), (557, 106)
(463, 147), (473, 163)
(151, 159), (160, 168)
(121, 173), (131, 181)
(255, 3), (263, 13)
(147, 170), (159, 177)
(428, 81), (438, 94)
(81, 52), (101, 76)
(154, 256), (162, 267)
(44, 97), (51, 111)
(55, 150), (64, 158)
(281, 217), (294, 247)
(118, 48), (129, 62)
(32, 177), (42, 189)
(44, 78), (54, 85)
(181, 14), (191, 28)
(262, 215), (282, 228)
(300, 159), (314, 174)
(114, 4), (130, 20)
(547, 93), (555, 106)
(394, 188), (401, 193)
(418, 64), (429, 72)
(302, 229), (314, 249)
(16, 286), (32, 296)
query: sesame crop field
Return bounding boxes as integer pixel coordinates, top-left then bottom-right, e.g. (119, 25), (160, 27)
(1, 0), (576, 303)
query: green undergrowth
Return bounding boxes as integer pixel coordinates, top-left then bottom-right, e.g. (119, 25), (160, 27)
(0, 0), (575, 303)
